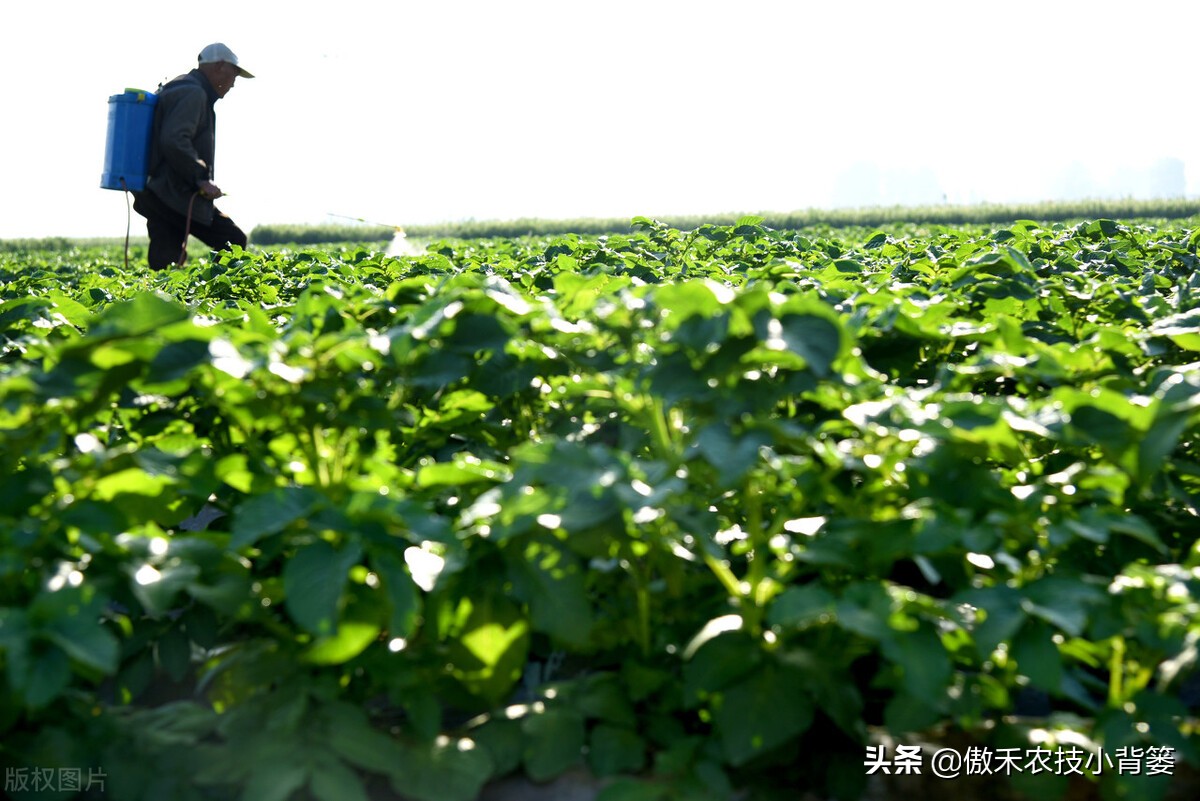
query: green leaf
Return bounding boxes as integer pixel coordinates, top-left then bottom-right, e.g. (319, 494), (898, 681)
(522, 707), (586, 782)
(1149, 308), (1200, 350)
(231, 487), (324, 549)
(0, 296), (54, 330)
(1069, 404), (1136, 452)
(834, 582), (894, 641)
(767, 584), (836, 630)
(444, 594), (530, 707)
(595, 778), (669, 801)
(1010, 619), (1062, 692)
(881, 622), (952, 705)
(588, 724), (646, 776)
(370, 550), (421, 639)
(1108, 514), (1167, 552)
(883, 691), (945, 733)
(217, 454), (275, 495)
(698, 225), (731, 244)
(132, 561), (202, 618)
(186, 571), (253, 617)
(1020, 576), (1103, 638)
(326, 703), (405, 774)
(40, 608), (119, 675)
(147, 336), (213, 382)
(620, 661), (671, 703)
(574, 674), (638, 726)
(696, 424), (770, 487)
(683, 629), (762, 707)
(92, 467), (174, 500)
(156, 626), (192, 682)
(416, 456), (511, 488)
(714, 663), (813, 766)
(958, 585), (1025, 656)
(390, 737), (495, 801)
(774, 312), (843, 377)
(117, 651), (154, 703)
(734, 221), (765, 238)
(469, 718), (523, 777)
(87, 291), (190, 339)
(0, 607), (31, 677)
(650, 281), (723, 323)
(309, 756), (371, 801)
(304, 621), (381, 665)
(239, 754), (309, 801)
(23, 647), (71, 708)
(504, 541), (593, 647)
(864, 231), (889, 249)
(1139, 409), (1191, 483)
(89, 467), (180, 525)
(181, 603), (220, 649)
(403, 692), (443, 742)
(804, 660), (866, 738)
(284, 540), (361, 637)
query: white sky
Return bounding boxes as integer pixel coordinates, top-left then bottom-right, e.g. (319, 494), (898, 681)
(3, 0), (1198, 238)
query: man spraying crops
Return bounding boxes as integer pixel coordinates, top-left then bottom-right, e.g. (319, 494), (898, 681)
(133, 43), (253, 270)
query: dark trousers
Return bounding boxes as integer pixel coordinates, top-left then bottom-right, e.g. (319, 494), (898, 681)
(132, 190), (248, 271)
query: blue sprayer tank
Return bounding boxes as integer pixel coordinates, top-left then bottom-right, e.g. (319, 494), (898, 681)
(100, 89), (157, 191)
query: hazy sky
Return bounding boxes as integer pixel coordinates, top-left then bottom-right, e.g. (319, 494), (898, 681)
(3, 0), (1198, 238)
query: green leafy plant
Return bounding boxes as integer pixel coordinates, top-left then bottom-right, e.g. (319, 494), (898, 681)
(1, 216), (1199, 800)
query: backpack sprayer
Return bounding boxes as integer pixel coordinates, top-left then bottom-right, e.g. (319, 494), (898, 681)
(100, 86), (217, 268)
(100, 88), (157, 268)
(101, 89), (157, 192)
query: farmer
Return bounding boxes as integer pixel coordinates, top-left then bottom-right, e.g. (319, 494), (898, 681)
(133, 43), (253, 270)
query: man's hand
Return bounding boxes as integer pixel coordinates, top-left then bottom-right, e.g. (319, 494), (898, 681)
(198, 181), (224, 200)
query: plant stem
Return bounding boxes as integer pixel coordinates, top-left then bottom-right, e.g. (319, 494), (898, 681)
(1109, 635), (1126, 707)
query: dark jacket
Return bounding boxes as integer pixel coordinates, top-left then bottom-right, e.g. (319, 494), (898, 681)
(144, 69), (220, 225)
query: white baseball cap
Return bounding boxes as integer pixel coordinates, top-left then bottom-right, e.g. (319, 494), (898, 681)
(198, 43), (255, 78)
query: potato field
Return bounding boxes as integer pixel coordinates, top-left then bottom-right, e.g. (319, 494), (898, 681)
(2, 215), (1200, 801)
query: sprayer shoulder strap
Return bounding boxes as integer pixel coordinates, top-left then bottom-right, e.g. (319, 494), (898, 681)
(156, 72), (217, 110)
(161, 71), (204, 90)
(148, 71), (218, 200)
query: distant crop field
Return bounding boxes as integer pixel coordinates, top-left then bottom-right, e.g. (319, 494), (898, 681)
(2, 216), (1199, 801)
(240, 197), (1200, 245)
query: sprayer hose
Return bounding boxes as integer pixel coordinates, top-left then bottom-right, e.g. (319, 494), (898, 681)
(117, 186), (200, 270)
(180, 191), (200, 266)
(119, 178), (132, 272)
